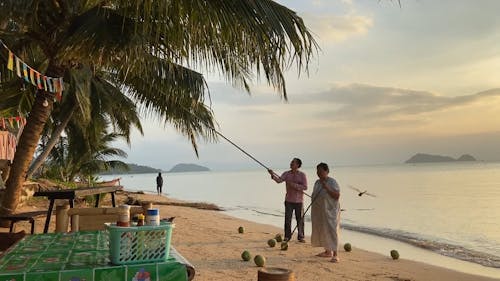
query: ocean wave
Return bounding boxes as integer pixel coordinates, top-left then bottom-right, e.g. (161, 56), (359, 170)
(341, 223), (500, 268)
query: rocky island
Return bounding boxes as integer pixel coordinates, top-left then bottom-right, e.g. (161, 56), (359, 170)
(168, 163), (210, 173)
(405, 153), (476, 164)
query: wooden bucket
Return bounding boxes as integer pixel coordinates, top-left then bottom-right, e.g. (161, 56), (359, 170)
(258, 267), (295, 281)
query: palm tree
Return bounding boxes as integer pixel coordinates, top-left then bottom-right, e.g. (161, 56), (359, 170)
(41, 126), (128, 183)
(0, 0), (317, 217)
(26, 66), (144, 179)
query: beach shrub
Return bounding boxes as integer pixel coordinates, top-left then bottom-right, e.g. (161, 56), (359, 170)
(280, 241), (288, 251)
(267, 239), (276, 248)
(254, 255), (266, 267)
(390, 250), (399, 260)
(238, 226), (245, 234)
(344, 243), (352, 252)
(275, 233), (283, 242)
(241, 250), (251, 261)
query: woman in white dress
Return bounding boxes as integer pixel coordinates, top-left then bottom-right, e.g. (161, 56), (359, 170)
(311, 162), (341, 262)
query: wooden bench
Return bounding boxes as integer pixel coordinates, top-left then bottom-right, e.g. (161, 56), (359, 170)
(34, 185), (123, 233)
(0, 211), (47, 234)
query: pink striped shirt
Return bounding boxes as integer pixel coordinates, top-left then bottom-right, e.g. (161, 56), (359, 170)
(273, 170), (308, 203)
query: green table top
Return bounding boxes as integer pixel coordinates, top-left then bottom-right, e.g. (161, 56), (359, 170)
(0, 231), (188, 281)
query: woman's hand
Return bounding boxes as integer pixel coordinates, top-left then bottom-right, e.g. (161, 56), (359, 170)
(320, 180), (329, 189)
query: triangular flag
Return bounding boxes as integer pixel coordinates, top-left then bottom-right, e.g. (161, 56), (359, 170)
(22, 63), (29, 83)
(15, 57), (21, 77)
(36, 72), (43, 89)
(43, 76), (47, 91)
(53, 78), (59, 93)
(29, 68), (36, 85)
(8, 118), (14, 128)
(47, 77), (53, 92)
(7, 51), (14, 70)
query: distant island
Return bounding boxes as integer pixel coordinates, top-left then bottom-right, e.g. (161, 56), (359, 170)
(100, 163), (161, 175)
(405, 153), (476, 164)
(168, 163), (210, 173)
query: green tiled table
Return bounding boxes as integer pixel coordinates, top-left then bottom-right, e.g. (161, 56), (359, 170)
(0, 231), (189, 281)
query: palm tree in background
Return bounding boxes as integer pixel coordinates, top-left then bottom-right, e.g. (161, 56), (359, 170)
(41, 126), (128, 183)
(0, 0), (317, 217)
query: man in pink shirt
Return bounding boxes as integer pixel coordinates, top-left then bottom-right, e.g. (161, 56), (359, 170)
(268, 158), (308, 242)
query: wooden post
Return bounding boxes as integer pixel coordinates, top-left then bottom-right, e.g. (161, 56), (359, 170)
(55, 204), (70, 233)
(142, 202), (152, 213)
(71, 215), (79, 232)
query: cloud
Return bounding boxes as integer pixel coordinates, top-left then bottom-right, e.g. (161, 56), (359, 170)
(206, 83), (500, 137)
(119, 83), (500, 168)
(303, 13), (373, 43)
(296, 84), (500, 120)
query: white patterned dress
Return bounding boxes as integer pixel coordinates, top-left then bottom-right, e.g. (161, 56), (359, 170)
(311, 177), (341, 251)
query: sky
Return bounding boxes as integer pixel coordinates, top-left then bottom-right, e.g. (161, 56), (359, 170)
(116, 0), (500, 171)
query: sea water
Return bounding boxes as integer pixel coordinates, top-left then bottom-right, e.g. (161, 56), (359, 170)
(102, 162), (500, 278)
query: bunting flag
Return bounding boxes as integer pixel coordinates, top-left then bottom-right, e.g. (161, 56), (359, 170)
(22, 62), (29, 83)
(0, 39), (64, 101)
(7, 51), (13, 70)
(15, 56), (21, 77)
(36, 72), (42, 89)
(0, 116), (27, 130)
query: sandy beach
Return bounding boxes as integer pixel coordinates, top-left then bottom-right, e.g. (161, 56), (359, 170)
(3, 192), (499, 281)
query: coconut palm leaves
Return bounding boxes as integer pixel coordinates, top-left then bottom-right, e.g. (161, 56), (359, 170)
(0, 0), (317, 217)
(59, 1), (316, 97)
(41, 131), (128, 182)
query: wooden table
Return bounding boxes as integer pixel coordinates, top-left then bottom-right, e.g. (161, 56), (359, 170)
(33, 186), (123, 233)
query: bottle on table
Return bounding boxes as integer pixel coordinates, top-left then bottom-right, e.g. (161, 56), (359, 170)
(137, 214), (145, 226)
(146, 208), (160, 226)
(117, 204), (131, 227)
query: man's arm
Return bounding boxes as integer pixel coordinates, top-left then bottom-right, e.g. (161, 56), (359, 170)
(268, 169), (284, 183)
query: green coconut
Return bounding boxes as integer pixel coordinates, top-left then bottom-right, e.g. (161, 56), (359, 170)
(267, 238), (277, 248)
(241, 250), (251, 261)
(254, 255), (266, 267)
(390, 250), (400, 260)
(344, 243), (352, 252)
(274, 233), (283, 242)
(280, 241), (288, 251)
(238, 226), (245, 234)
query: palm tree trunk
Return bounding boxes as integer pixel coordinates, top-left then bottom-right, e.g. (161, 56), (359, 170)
(26, 104), (77, 179)
(0, 92), (54, 220)
(0, 160), (10, 181)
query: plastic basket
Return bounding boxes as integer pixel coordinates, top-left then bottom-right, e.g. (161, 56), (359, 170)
(105, 221), (175, 265)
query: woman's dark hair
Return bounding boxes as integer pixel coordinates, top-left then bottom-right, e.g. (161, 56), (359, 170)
(316, 162), (329, 172)
(293, 158), (302, 168)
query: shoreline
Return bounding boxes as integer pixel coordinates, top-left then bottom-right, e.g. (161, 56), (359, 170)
(5, 191), (499, 280)
(129, 193), (500, 280)
(223, 207), (500, 279)
(123, 194), (500, 281)
(127, 190), (500, 279)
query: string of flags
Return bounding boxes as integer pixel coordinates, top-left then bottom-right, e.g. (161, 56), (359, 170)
(0, 116), (27, 131)
(0, 39), (63, 101)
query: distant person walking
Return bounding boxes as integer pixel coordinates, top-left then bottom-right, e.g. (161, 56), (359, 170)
(311, 162), (341, 262)
(156, 172), (163, 195)
(268, 157), (308, 242)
